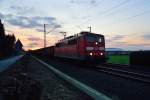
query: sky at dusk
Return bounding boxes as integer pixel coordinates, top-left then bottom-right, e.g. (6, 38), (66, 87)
(0, 0), (150, 50)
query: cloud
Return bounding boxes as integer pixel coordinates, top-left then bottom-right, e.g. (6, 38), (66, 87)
(0, 0), (4, 4)
(36, 29), (43, 32)
(105, 37), (112, 43)
(10, 6), (36, 15)
(25, 36), (44, 49)
(114, 41), (128, 45)
(69, 0), (97, 6)
(142, 34), (150, 40)
(127, 43), (150, 47)
(111, 35), (127, 41)
(36, 24), (61, 33)
(27, 36), (42, 41)
(24, 42), (41, 49)
(90, 0), (96, 6)
(0, 12), (61, 30)
(70, 0), (75, 4)
(7, 16), (59, 28)
(28, 42), (39, 46)
(105, 34), (127, 45)
(10, 6), (22, 10)
(0, 13), (4, 19)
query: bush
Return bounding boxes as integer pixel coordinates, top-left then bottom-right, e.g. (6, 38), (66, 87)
(130, 51), (150, 67)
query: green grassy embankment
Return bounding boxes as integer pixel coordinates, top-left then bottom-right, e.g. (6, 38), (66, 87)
(107, 55), (129, 65)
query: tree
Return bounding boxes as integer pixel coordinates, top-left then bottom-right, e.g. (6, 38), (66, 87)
(0, 19), (16, 59)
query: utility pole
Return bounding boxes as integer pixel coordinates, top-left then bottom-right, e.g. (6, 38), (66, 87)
(44, 24), (46, 48)
(43, 24), (59, 48)
(88, 26), (91, 33)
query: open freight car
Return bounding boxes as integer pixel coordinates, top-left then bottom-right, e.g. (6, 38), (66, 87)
(30, 46), (54, 58)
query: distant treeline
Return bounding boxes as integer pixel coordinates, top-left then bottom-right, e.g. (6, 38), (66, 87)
(0, 19), (16, 59)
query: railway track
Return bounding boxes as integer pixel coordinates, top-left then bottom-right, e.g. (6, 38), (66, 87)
(97, 64), (150, 84)
(104, 63), (129, 67)
(34, 57), (150, 100)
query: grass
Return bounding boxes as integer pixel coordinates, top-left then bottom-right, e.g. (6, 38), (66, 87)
(107, 55), (129, 65)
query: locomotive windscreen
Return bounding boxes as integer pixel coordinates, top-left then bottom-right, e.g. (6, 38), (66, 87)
(86, 34), (104, 43)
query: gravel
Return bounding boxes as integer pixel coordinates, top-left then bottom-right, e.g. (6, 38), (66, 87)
(0, 55), (93, 100)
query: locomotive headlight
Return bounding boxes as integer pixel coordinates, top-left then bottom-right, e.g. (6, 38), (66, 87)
(95, 42), (98, 45)
(100, 53), (103, 56)
(90, 52), (93, 56)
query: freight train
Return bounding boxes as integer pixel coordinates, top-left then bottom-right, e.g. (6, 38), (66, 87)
(30, 31), (106, 63)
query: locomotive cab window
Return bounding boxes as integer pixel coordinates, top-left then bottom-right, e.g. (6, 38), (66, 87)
(98, 38), (102, 42)
(86, 34), (104, 43)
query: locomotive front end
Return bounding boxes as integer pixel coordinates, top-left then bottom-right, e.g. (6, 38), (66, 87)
(85, 33), (106, 62)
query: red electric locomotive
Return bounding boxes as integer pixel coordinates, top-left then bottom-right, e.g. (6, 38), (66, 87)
(54, 31), (106, 62)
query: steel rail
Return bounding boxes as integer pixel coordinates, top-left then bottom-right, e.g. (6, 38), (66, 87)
(97, 65), (150, 84)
